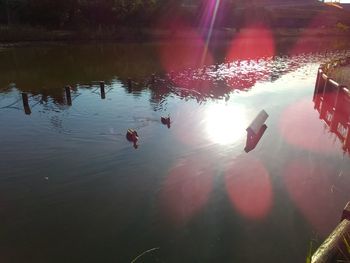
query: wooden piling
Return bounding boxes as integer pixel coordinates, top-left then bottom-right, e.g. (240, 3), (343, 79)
(151, 74), (155, 84)
(320, 73), (329, 96)
(22, 92), (31, 115)
(328, 78), (341, 92)
(65, 86), (72, 105)
(100, 81), (105, 99)
(127, 78), (132, 92)
(22, 93), (29, 107)
(314, 68), (322, 99)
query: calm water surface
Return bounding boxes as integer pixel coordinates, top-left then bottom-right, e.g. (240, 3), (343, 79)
(1, 40), (350, 263)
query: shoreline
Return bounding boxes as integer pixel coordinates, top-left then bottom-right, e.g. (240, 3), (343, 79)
(0, 26), (349, 47)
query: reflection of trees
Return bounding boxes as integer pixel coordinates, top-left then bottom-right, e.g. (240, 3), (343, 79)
(149, 83), (172, 111)
(146, 50), (350, 109)
(0, 43), (163, 103)
(1, 42), (350, 111)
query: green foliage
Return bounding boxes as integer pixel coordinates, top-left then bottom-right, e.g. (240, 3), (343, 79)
(0, 0), (241, 29)
(306, 240), (313, 263)
(1, 0), (342, 31)
(0, 0), (174, 28)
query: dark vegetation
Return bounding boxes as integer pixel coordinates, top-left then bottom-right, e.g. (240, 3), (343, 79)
(0, 0), (349, 41)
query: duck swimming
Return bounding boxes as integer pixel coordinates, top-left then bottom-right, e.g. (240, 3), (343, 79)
(161, 116), (170, 125)
(126, 129), (138, 142)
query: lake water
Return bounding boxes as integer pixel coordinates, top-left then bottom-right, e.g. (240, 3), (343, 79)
(1, 39), (350, 263)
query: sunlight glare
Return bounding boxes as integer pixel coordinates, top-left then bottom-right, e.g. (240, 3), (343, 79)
(205, 104), (248, 145)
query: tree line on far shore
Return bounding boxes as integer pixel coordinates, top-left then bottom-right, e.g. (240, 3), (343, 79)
(0, 0), (348, 30)
(0, 0), (232, 28)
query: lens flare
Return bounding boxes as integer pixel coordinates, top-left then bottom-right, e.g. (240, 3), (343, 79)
(157, 18), (213, 79)
(279, 98), (340, 154)
(159, 156), (213, 226)
(227, 24), (275, 61)
(200, 0), (222, 65)
(225, 155), (273, 220)
(284, 158), (339, 234)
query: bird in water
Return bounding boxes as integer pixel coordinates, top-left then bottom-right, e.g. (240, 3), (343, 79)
(126, 129), (139, 149)
(161, 116), (171, 128)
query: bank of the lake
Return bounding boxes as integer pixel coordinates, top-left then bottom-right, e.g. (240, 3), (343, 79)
(0, 25), (349, 44)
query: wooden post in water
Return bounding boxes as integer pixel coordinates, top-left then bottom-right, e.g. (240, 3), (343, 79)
(22, 92), (29, 108)
(65, 86), (72, 105)
(151, 74), (155, 84)
(127, 78), (132, 92)
(314, 69), (320, 93)
(22, 92), (31, 115)
(100, 81), (105, 99)
(321, 73), (329, 97)
(329, 79), (341, 109)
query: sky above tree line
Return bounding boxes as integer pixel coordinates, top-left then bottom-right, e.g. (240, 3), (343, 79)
(333, 0), (350, 2)
(322, 0), (350, 2)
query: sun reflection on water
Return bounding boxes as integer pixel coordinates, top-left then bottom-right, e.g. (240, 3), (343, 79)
(205, 103), (248, 145)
